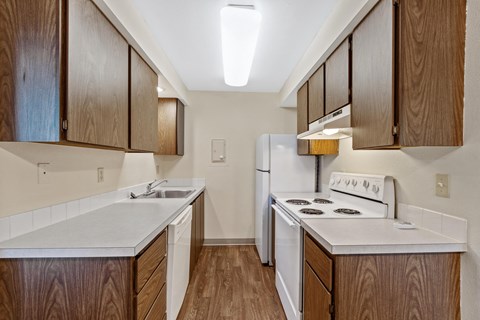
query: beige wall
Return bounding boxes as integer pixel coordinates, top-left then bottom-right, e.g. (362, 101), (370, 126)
(321, 0), (480, 317)
(0, 143), (157, 218)
(157, 91), (297, 240)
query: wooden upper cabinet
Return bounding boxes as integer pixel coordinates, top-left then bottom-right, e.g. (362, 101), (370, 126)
(308, 66), (325, 124)
(325, 39), (350, 115)
(129, 48), (158, 152)
(67, 0), (129, 149)
(297, 83), (310, 155)
(157, 98), (185, 155)
(0, 0), (60, 141)
(351, 0), (395, 149)
(352, 0), (466, 149)
(297, 82), (339, 156)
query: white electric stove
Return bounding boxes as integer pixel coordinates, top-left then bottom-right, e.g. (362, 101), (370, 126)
(275, 172), (395, 222)
(272, 172), (395, 320)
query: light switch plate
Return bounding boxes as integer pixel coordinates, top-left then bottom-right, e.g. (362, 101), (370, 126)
(97, 167), (104, 183)
(38, 163), (50, 184)
(435, 174), (449, 198)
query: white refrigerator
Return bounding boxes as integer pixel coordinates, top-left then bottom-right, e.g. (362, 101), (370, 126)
(255, 134), (315, 265)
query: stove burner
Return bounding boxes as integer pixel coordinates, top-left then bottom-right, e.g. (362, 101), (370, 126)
(286, 199), (311, 205)
(334, 208), (361, 215)
(299, 208), (324, 215)
(313, 198), (333, 204)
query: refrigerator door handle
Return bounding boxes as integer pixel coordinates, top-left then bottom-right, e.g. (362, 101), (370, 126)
(256, 169), (270, 173)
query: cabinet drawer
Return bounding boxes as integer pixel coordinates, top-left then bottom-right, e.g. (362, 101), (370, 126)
(136, 257), (167, 320)
(136, 230), (167, 293)
(145, 280), (167, 320)
(305, 233), (333, 291)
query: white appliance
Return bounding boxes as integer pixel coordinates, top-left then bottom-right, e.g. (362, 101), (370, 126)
(273, 172), (395, 320)
(167, 206), (192, 320)
(255, 134), (315, 265)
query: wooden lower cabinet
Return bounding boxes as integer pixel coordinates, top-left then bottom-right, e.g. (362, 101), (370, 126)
(303, 232), (461, 320)
(189, 192), (205, 279)
(0, 229), (167, 320)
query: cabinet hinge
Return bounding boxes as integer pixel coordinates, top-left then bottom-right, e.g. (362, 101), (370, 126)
(394, 0), (400, 6)
(62, 119), (68, 131)
(329, 304), (335, 314)
(392, 125), (399, 136)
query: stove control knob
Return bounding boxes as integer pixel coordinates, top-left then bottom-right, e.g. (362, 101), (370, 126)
(345, 179), (350, 186)
(336, 178), (341, 185)
(363, 180), (370, 189)
(352, 180), (358, 187)
(329, 178), (335, 187)
(372, 185), (380, 193)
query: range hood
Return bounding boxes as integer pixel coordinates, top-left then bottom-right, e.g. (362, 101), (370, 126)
(297, 105), (352, 140)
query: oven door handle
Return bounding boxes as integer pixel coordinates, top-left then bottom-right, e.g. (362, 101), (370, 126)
(272, 204), (298, 228)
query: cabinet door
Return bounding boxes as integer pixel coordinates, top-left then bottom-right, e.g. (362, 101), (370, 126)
(130, 48), (158, 152)
(398, 0), (465, 146)
(304, 263), (332, 320)
(297, 82), (309, 155)
(325, 39), (350, 115)
(308, 66), (325, 123)
(189, 198), (197, 279)
(157, 98), (178, 155)
(67, 0), (129, 149)
(0, 0), (60, 142)
(351, 0), (395, 149)
(176, 100), (185, 155)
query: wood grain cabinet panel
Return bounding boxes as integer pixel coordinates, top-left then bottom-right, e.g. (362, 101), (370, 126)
(304, 263), (332, 320)
(157, 98), (185, 155)
(130, 48), (158, 152)
(144, 283), (167, 320)
(351, 0), (395, 149)
(136, 257), (167, 320)
(135, 230), (167, 293)
(0, 0), (60, 142)
(297, 82), (339, 155)
(303, 231), (461, 320)
(296, 83), (310, 155)
(189, 192), (205, 279)
(0, 257), (133, 319)
(352, 0), (466, 149)
(308, 66), (325, 123)
(67, 0), (129, 149)
(325, 39), (350, 115)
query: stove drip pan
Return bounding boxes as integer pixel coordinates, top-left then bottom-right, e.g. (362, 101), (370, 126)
(299, 208), (324, 215)
(334, 208), (361, 215)
(313, 198), (333, 204)
(286, 199), (311, 206)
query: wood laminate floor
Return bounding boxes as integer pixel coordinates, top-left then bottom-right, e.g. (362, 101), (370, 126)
(177, 246), (287, 320)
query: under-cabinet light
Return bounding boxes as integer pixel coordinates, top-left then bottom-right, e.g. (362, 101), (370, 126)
(220, 5), (262, 87)
(322, 128), (340, 136)
(156, 86), (165, 94)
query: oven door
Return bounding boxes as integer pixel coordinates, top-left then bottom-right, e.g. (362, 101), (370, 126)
(272, 204), (302, 320)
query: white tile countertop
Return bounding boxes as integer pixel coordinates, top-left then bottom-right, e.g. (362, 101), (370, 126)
(0, 185), (205, 258)
(302, 219), (467, 255)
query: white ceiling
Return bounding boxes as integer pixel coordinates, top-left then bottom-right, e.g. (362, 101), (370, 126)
(132, 0), (337, 93)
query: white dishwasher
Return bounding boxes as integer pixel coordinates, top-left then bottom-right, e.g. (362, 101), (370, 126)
(167, 206), (192, 320)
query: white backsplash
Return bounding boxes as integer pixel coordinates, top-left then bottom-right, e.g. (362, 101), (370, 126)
(0, 178), (206, 243)
(397, 203), (467, 243)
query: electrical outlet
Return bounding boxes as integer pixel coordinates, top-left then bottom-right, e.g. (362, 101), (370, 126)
(97, 167), (104, 183)
(435, 174), (449, 198)
(38, 163), (51, 184)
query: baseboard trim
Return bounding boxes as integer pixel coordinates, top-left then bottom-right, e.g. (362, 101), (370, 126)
(203, 238), (255, 246)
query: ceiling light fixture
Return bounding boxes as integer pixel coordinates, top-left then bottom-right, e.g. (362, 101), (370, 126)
(220, 5), (262, 87)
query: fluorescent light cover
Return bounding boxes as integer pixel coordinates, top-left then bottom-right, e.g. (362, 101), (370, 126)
(323, 128), (340, 136)
(156, 86), (165, 93)
(221, 6), (262, 87)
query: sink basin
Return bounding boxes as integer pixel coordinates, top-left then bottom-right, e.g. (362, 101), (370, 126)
(136, 189), (195, 199)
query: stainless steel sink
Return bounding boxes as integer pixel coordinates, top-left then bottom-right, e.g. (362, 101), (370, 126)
(135, 189), (195, 199)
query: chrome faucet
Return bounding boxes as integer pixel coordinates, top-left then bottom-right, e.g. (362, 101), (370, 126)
(130, 179), (168, 199)
(146, 179), (168, 194)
